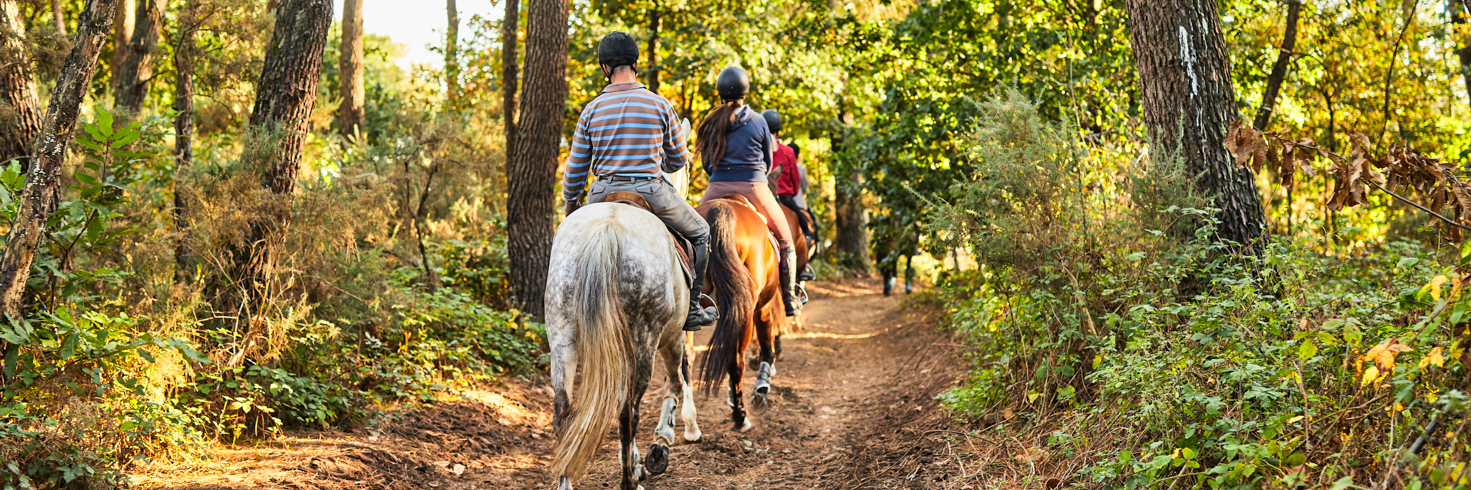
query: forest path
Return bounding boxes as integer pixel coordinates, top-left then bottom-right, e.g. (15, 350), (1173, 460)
(134, 278), (970, 489)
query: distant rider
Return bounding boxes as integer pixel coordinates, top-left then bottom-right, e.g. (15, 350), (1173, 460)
(695, 66), (801, 317)
(763, 110), (817, 250)
(561, 32), (718, 331)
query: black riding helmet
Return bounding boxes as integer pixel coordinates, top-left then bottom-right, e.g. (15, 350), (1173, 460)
(761, 109), (782, 135)
(597, 32), (639, 72)
(717, 66), (749, 101)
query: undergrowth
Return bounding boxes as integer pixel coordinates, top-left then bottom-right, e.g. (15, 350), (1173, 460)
(0, 105), (541, 488)
(927, 90), (1471, 489)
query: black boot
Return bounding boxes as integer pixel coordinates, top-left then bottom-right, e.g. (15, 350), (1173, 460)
(685, 236), (718, 331)
(779, 244), (800, 317)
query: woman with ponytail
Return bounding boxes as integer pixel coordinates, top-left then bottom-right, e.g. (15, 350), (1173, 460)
(696, 65), (802, 317)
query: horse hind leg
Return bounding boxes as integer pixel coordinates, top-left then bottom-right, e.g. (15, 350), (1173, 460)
(751, 301), (779, 413)
(549, 323), (578, 489)
(620, 350), (655, 490)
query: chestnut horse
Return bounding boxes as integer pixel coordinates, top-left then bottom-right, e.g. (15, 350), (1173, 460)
(697, 197), (786, 431)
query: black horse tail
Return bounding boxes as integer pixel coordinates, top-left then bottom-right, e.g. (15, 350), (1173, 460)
(698, 201), (755, 396)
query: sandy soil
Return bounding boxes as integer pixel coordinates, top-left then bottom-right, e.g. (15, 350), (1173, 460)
(131, 278), (978, 490)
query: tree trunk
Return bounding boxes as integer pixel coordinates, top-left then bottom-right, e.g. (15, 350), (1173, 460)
(501, 0), (518, 172)
(1454, 0), (1471, 108)
(109, 0), (132, 93)
(50, 0), (64, 34)
(248, 0), (331, 194)
(830, 102), (869, 270)
(0, 0), (43, 172)
(645, 2), (659, 92)
(225, 0), (331, 313)
(114, 0), (161, 115)
(1252, 0), (1300, 130)
(444, 0), (459, 103)
(0, 0), (117, 318)
(338, 0), (364, 138)
(506, 0), (568, 320)
(1125, 0), (1266, 250)
(173, 0), (196, 283)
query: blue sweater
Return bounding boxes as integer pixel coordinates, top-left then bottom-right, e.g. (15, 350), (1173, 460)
(709, 106), (773, 183)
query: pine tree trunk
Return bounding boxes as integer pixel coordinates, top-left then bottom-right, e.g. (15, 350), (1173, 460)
(0, 0), (43, 172)
(338, 0), (364, 138)
(226, 0), (331, 312)
(501, 0), (518, 170)
(1125, 0), (1266, 250)
(50, 0), (64, 34)
(248, 0), (331, 194)
(830, 103), (869, 270)
(173, 0), (196, 283)
(444, 0), (459, 103)
(645, 2), (659, 92)
(1454, 0), (1471, 108)
(114, 0), (159, 114)
(0, 0), (117, 318)
(1253, 0), (1300, 130)
(109, 0), (132, 93)
(506, 0), (567, 320)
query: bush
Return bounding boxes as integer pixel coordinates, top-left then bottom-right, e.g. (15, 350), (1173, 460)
(927, 90), (1471, 489)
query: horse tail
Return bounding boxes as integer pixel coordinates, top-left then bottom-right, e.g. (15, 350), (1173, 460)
(698, 201), (755, 395)
(551, 219), (633, 480)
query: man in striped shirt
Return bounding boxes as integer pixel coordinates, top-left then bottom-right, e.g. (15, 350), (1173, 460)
(561, 32), (718, 331)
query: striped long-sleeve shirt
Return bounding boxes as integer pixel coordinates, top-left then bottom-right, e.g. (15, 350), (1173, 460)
(562, 82), (690, 204)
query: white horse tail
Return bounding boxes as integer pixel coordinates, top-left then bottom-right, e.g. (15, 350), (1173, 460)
(551, 218), (634, 480)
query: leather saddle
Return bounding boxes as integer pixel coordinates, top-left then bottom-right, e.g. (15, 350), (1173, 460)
(605, 191), (694, 285)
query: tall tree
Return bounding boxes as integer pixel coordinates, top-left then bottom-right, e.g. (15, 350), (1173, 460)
(229, 0), (332, 308)
(1125, 0), (1266, 249)
(173, 0), (197, 282)
(832, 100), (869, 269)
(338, 0), (364, 137)
(506, 0), (568, 319)
(645, 0), (659, 92)
(109, 0), (133, 92)
(501, 0), (519, 163)
(1253, 0), (1301, 130)
(444, 0), (459, 102)
(114, 0), (162, 114)
(1454, 0), (1471, 108)
(0, 0), (43, 171)
(0, 0), (118, 317)
(51, 0), (65, 34)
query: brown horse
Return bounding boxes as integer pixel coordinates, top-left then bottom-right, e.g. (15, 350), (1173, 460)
(696, 197), (785, 431)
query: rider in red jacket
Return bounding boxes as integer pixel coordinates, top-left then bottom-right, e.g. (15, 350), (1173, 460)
(763, 110), (817, 250)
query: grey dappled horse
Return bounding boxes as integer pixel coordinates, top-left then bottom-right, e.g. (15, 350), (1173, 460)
(546, 163), (702, 490)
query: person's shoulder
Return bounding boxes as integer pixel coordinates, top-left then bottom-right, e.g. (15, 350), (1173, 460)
(633, 88), (675, 112)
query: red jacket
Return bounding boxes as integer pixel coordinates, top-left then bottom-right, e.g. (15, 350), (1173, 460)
(773, 138), (799, 197)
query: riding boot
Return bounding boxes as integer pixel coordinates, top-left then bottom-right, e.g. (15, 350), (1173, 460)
(684, 236), (718, 331)
(779, 244), (801, 317)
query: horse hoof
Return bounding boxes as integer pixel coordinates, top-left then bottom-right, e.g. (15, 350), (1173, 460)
(645, 444), (669, 475)
(635, 464), (647, 482)
(684, 428), (702, 442)
(738, 418), (755, 433)
(752, 393), (769, 414)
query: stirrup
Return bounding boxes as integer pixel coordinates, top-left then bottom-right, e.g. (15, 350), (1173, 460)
(799, 264), (816, 282)
(796, 283), (809, 305)
(684, 294), (718, 331)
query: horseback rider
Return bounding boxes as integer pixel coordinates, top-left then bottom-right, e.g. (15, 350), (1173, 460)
(695, 66), (802, 317)
(763, 110), (817, 250)
(561, 32), (719, 331)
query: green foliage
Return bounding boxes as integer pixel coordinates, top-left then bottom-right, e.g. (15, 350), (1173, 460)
(928, 94), (1471, 488)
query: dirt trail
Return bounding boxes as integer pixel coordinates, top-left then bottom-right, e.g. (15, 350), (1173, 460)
(134, 278), (972, 489)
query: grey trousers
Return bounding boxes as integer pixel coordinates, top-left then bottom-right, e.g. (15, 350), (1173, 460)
(587, 178), (709, 242)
